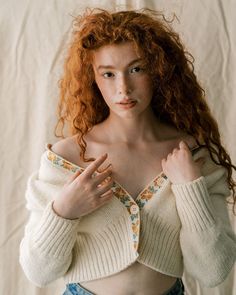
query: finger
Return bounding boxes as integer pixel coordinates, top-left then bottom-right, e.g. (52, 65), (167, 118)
(167, 152), (172, 159)
(93, 169), (112, 186)
(161, 159), (168, 174)
(161, 158), (166, 165)
(96, 191), (114, 209)
(172, 148), (179, 154)
(83, 153), (108, 179)
(99, 189), (113, 199)
(66, 169), (83, 185)
(96, 179), (114, 196)
(179, 140), (189, 150)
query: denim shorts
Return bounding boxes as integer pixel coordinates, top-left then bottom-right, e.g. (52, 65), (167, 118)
(63, 278), (185, 295)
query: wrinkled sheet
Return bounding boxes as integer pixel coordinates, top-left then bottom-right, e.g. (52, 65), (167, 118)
(0, 0), (235, 294)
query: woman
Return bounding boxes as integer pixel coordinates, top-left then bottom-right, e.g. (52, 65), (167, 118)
(19, 8), (236, 295)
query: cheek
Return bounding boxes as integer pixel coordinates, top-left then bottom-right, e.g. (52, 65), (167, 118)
(137, 74), (153, 87)
(141, 77), (153, 96)
(95, 80), (114, 105)
(98, 82), (112, 98)
(95, 79), (107, 94)
(145, 76), (153, 88)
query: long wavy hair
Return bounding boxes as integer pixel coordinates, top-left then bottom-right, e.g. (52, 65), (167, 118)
(54, 8), (236, 213)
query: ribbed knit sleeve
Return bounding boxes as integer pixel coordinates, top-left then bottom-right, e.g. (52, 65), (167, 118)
(171, 148), (236, 287)
(19, 153), (81, 287)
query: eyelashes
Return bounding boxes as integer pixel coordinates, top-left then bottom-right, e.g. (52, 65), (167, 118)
(102, 72), (114, 78)
(101, 66), (144, 78)
(130, 66), (142, 73)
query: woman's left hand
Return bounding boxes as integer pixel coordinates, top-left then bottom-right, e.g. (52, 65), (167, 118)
(161, 140), (205, 184)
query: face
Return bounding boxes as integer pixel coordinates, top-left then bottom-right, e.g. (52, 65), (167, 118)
(92, 41), (154, 118)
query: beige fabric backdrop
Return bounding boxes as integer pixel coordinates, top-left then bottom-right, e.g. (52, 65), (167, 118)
(0, 0), (235, 294)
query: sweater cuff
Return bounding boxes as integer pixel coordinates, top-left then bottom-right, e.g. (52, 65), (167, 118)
(171, 176), (216, 231)
(31, 201), (81, 257)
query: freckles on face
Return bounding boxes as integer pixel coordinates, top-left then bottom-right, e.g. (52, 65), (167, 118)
(91, 41), (154, 112)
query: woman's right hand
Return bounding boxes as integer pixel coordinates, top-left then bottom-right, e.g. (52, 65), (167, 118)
(52, 153), (114, 219)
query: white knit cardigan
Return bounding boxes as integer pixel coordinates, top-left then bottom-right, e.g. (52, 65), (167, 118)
(19, 144), (236, 288)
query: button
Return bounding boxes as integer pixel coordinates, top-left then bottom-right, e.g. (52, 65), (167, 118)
(130, 204), (139, 214)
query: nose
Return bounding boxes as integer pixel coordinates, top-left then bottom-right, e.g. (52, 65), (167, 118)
(118, 75), (132, 95)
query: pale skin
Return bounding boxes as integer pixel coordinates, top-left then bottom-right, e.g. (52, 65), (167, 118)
(162, 140), (203, 184)
(52, 41), (204, 295)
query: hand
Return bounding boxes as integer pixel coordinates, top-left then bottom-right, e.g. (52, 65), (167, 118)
(52, 153), (114, 219)
(161, 141), (205, 184)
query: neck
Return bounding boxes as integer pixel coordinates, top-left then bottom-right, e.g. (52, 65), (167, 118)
(101, 107), (163, 144)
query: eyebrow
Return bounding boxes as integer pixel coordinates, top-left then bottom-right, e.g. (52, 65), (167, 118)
(96, 58), (143, 71)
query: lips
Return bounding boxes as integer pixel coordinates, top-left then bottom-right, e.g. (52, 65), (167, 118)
(117, 100), (137, 109)
(117, 98), (136, 104)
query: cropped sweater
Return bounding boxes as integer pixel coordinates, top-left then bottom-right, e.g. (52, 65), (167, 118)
(19, 143), (236, 288)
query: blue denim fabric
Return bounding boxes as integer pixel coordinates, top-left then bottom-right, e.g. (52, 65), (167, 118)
(63, 278), (185, 295)
(63, 282), (94, 295)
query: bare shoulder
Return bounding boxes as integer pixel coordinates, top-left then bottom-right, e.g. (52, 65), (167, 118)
(163, 124), (198, 150)
(50, 136), (80, 163)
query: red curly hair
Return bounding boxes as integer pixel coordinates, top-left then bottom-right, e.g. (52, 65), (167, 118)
(54, 8), (236, 213)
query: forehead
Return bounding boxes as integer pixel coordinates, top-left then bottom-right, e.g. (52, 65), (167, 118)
(92, 41), (142, 69)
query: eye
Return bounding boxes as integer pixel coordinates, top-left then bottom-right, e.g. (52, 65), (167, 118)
(102, 72), (114, 78)
(130, 66), (142, 73)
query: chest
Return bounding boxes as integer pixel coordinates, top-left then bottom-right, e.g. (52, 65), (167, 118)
(82, 142), (177, 200)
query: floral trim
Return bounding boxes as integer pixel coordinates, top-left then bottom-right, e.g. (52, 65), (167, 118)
(110, 183), (140, 251)
(136, 173), (168, 208)
(47, 150), (81, 174)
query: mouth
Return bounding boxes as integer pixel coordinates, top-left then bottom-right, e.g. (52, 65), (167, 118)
(117, 100), (137, 109)
(117, 99), (137, 105)
(119, 102), (135, 105)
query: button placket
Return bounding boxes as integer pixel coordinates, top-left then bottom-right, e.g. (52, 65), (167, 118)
(112, 184), (141, 252)
(129, 203), (140, 252)
(130, 204), (139, 214)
